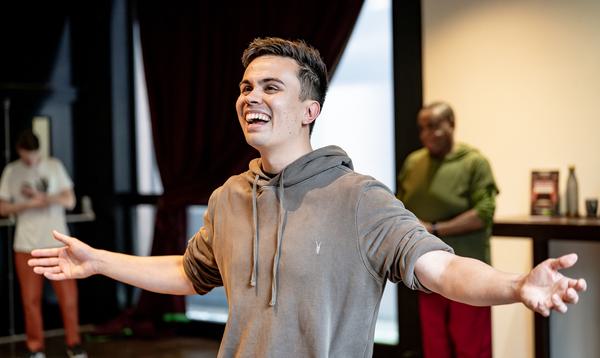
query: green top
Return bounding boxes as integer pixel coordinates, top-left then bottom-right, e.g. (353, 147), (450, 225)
(397, 143), (498, 263)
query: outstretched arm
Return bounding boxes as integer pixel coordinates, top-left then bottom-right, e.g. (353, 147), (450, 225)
(415, 250), (587, 316)
(28, 230), (196, 296)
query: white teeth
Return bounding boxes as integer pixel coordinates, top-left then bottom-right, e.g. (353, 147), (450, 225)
(245, 112), (270, 123)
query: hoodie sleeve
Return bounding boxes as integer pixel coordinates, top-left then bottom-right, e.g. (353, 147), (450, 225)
(183, 189), (223, 294)
(356, 181), (453, 291)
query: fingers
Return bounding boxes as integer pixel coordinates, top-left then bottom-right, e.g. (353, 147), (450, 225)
(532, 283), (582, 317)
(541, 286), (583, 316)
(33, 265), (63, 275)
(43, 271), (67, 281)
(30, 260), (71, 281)
(52, 230), (74, 245)
(536, 301), (550, 317)
(30, 231), (76, 257)
(548, 253), (578, 270)
(30, 247), (61, 258)
(29, 257), (64, 278)
(564, 288), (579, 304)
(575, 278), (587, 292)
(28, 257), (60, 267)
(31, 264), (64, 277)
(561, 278), (585, 302)
(555, 278), (587, 307)
(551, 293), (568, 313)
(535, 294), (569, 316)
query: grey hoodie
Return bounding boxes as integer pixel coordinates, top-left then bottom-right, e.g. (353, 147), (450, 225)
(183, 145), (452, 358)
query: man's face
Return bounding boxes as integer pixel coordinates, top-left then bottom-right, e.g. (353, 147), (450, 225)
(417, 109), (454, 158)
(236, 55), (314, 153)
(17, 148), (40, 167)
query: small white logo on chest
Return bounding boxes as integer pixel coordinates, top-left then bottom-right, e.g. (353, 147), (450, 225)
(315, 241), (322, 255)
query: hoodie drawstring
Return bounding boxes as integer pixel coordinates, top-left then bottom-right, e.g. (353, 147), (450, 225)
(249, 170), (287, 307)
(270, 170), (286, 306)
(249, 174), (260, 288)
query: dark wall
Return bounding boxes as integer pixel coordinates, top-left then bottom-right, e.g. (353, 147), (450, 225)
(0, 2), (72, 167)
(69, 0), (135, 325)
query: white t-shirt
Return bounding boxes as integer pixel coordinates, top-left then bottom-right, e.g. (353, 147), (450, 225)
(0, 157), (73, 252)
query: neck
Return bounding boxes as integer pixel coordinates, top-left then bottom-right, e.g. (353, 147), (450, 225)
(259, 142), (313, 174)
(430, 141), (455, 159)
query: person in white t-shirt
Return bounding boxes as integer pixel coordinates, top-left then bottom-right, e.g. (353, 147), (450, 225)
(0, 129), (86, 358)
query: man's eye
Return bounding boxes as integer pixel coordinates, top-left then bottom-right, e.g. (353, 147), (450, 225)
(241, 86), (252, 93)
(265, 85), (278, 92)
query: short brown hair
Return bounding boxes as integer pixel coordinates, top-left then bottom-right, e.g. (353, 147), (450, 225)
(16, 129), (40, 151)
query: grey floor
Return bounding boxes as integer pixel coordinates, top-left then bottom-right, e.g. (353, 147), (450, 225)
(0, 327), (220, 358)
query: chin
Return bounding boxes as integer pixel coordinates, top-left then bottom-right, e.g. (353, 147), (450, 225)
(244, 135), (267, 150)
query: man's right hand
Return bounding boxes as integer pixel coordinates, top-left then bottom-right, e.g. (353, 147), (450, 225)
(28, 230), (98, 280)
(27, 194), (49, 209)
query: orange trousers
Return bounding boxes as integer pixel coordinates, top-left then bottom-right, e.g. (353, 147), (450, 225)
(419, 291), (491, 358)
(14, 252), (81, 352)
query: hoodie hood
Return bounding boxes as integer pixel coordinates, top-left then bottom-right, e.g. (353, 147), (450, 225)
(244, 145), (353, 188)
(441, 142), (473, 162)
(243, 145), (353, 306)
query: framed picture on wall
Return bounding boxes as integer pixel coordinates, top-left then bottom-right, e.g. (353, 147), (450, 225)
(531, 170), (559, 216)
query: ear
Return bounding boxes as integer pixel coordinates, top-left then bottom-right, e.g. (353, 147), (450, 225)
(303, 101), (321, 125)
(448, 118), (455, 129)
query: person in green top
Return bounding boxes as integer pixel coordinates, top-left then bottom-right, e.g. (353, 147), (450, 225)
(397, 101), (498, 358)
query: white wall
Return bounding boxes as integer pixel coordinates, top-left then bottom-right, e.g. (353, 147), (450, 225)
(423, 1), (600, 357)
(312, 0), (395, 190)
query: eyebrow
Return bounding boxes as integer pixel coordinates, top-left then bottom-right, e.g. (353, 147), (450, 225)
(239, 77), (285, 88)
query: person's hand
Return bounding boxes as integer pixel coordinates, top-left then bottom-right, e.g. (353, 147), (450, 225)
(28, 230), (98, 280)
(26, 193), (49, 209)
(21, 183), (36, 198)
(21, 184), (49, 209)
(518, 253), (587, 316)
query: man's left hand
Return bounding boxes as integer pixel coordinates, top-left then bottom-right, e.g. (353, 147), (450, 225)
(518, 253), (587, 316)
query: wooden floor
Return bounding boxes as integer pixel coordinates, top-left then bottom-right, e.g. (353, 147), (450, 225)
(0, 326), (410, 357)
(0, 326), (221, 358)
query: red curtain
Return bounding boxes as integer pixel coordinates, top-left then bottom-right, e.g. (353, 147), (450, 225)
(134, 0), (365, 323)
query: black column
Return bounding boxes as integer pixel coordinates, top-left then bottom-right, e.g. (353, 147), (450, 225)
(391, 1), (424, 357)
(69, 0), (135, 323)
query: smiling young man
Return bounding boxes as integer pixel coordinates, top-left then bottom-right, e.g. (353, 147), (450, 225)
(28, 38), (586, 358)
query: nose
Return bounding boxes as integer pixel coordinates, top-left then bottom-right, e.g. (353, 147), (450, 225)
(244, 88), (262, 105)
